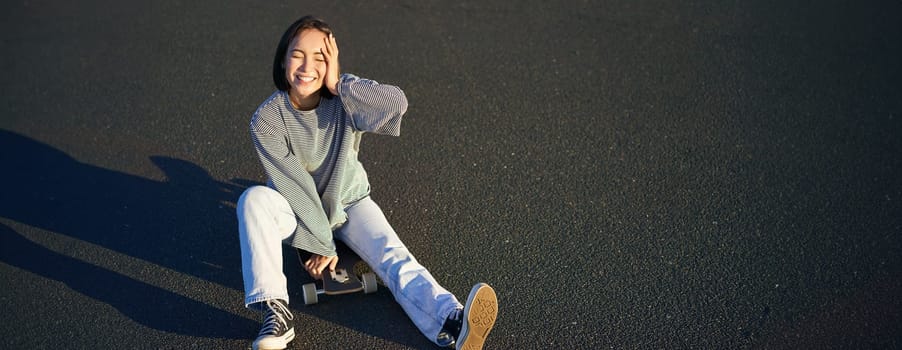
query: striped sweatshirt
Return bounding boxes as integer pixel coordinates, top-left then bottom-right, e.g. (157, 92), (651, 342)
(249, 73), (408, 256)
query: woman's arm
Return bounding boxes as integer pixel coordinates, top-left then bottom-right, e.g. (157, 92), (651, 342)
(320, 34), (408, 136)
(250, 118), (336, 257)
(337, 73), (409, 136)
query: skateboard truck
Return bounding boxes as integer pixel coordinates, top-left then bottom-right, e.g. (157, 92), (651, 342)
(297, 246), (379, 305)
(302, 268), (378, 305)
(330, 269), (351, 283)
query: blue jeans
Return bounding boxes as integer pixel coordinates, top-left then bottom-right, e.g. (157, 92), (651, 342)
(237, 186), (461, 345)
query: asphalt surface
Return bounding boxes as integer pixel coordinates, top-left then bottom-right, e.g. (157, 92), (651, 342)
(2, 0), (901, 349)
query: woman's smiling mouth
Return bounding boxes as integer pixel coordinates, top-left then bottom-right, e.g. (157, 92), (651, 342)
(297, 75), (316, 83)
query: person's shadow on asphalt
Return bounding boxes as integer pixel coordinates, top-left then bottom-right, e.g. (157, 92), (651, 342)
(0, 129), (434, 347)
(0, 129), (256, 339)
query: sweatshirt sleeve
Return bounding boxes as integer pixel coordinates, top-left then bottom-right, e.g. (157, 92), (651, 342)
(337, 73), (408, 136)
(249, 117), (336, 257)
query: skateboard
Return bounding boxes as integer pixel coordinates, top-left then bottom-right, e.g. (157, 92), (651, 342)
(296, 241), (379, 305)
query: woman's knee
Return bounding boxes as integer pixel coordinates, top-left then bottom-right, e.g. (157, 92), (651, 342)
(237, 185), (279, 213)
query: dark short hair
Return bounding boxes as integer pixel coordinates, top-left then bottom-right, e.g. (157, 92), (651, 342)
(272, 16), (334, 94)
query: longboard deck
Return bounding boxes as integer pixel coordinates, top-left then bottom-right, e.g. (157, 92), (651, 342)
(321, 268), (363, 294)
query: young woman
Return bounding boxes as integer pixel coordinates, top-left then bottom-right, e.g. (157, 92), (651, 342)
(237, 16), (498, 350)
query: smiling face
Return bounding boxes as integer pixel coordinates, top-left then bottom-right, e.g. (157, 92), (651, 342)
(283, 28), (329, 110)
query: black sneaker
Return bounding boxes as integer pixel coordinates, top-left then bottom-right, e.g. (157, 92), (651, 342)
(252, 299), (295, 350)
(443, 283), (498, 350)
(438, 308), (462, 348)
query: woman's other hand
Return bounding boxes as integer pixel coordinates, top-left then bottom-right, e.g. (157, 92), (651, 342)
(322, 33), (340, 95)
(304, 253), (339, 280)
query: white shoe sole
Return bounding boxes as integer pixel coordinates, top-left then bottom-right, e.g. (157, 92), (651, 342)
(253, 327), (295, 350)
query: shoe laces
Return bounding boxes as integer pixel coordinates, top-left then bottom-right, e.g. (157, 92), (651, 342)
(259, 299), (294, 336)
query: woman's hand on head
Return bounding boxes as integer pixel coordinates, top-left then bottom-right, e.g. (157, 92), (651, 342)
(304, 253), (339, 280)
(322, 33), (340, 96)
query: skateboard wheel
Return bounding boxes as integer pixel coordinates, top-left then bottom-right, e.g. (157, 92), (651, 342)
(302, 282), (318, 305)
(362, 272), (378, 294)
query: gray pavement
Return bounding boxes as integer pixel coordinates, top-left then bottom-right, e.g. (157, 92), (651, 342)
(2, 0), (901, 348)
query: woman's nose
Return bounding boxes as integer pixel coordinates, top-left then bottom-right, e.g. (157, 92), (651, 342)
(299, 57), (312, 72)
